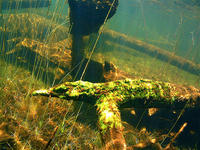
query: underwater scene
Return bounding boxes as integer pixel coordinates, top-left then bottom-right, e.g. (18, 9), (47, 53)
(0, 0), (200, 149)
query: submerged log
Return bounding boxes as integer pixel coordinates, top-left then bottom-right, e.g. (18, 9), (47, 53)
(68, 0), (118, 80)
(102, 29), (200, 76)
(1, 13), (199, 77)
(68, 0), (118, 36)
(32, 79), (200, 149)
(32, 79), (200, 108)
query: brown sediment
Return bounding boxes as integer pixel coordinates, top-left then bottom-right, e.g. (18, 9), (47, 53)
(0, 117), (48, 149)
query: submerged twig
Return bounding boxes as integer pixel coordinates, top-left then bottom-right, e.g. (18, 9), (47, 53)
(164, 122), (188, 150)
(44, 126), (58, 150)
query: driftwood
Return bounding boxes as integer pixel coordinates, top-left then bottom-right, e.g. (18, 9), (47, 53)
(68, 0), (118, 35)
(32, 79), (200, 149)
(102, 29), (200, 76)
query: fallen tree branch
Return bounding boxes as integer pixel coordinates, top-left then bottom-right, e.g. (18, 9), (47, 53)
(32, 79), (200, 109)
(32, 79), (200, 149)
(102, 30), (200, 76)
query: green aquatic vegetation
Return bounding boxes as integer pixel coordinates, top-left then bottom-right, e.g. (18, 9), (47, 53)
(96, 93), (122, 133)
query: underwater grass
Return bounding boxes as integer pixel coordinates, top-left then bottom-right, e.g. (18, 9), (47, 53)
(0, 59), (102, 149)
(0, 58), (170, 149)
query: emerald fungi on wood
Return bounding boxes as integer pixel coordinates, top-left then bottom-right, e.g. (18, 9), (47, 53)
(32, 79), (200, 149)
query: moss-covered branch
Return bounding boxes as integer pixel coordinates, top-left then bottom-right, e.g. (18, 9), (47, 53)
(32, 79), (200, 149)
(33, 79), (200, 109)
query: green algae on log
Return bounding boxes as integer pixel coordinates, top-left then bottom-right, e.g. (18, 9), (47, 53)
(33, 79), (200, 149)
(33, 79), (200, 109)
